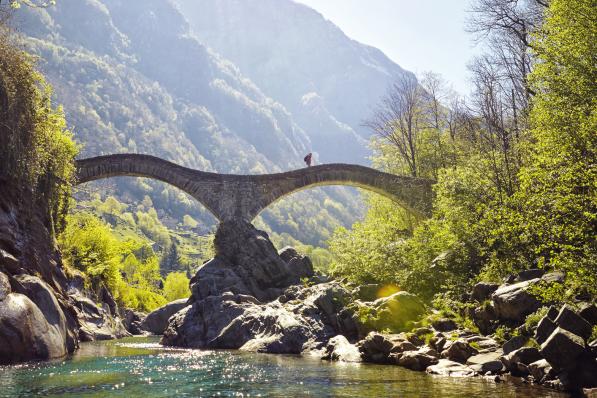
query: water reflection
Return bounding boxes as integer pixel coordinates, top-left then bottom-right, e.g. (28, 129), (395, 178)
(0, 337), (569, 398)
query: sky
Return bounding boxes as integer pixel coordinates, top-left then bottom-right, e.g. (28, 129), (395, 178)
(295, 0), (479, 95)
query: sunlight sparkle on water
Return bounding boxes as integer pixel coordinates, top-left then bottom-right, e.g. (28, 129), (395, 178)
(0, 336), (569, 398)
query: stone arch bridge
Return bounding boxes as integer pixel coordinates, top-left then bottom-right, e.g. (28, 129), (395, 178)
(75, 154), (434, 222)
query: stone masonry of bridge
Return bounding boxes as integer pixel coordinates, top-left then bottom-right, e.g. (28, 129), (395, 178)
(75, 154), (434, 222)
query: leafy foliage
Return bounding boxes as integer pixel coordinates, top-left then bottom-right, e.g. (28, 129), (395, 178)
(329, 0), (596, 303)
(58, 209), (193, 312)
(163, 272), (191, 302)
(0, 28), (77, 233)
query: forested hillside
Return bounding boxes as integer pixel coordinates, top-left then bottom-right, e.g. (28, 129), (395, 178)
(12, 0), (416, 246)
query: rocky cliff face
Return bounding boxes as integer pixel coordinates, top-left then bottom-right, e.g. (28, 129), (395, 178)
(0, 180), (128, 364)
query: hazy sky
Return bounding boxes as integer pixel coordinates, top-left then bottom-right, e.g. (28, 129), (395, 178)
(295, 0), (478, 95)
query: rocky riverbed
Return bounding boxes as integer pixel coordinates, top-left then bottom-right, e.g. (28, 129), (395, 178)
(144, 220), (597, 396)
(2, 210), (595, 396)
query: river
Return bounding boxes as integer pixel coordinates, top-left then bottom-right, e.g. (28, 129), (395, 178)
(0, 337), (569, 397)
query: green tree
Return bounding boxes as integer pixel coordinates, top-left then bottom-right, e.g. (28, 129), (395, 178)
(163, 272), (191, 302)
(490, 0), (597, 296)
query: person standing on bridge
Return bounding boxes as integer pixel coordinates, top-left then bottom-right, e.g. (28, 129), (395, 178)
(304, 152), (313, 167)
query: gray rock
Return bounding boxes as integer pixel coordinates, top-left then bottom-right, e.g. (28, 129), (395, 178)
(15, 275), (77, 353)
(473, 304), (498, 335)
(426, 359), (476, 377)
(430, 335), (447, 352)
(501, 347), (542, 372)
(517, 268), (544, 282)
(163, 282), (351, 355)
(528, 359), (553, 382)
(535, 316), (557, 345)
(441, 339), (478, 363)
(413, 327), (433, 336)
(579, 303), (597, 326)
(418, 346), (440, 358)
(554, 304), (593, 341)
(322, 335), (361, 362)
(546, 305), (560, 320)
(466, 351), (504, 374)
(558, 353), (597, 391)
(395, 349), (439, 371)
(471, 282), (499, 302)
(0, 249), (19, 274)
(466, 336), (499, 351)
(100, 285), (117, 316)
(141, 298), (189, 335)
(541, 271), (565, 284)
(0, 271), (10, 301)
(357, 332), (402, 363)
(190, 222), (314, 303)
(70, 293), (130, 341)
(123, 309), (146, 335)
(278, 246), (314, 281)
(0, 292), (67, 364)
(431, 318), (457, 332)
(540, 327), (586, 371)
(491, 279), (542, 321)
(353, 284), (381, 301)
(390, 340), (418, 353)
(503, 335), (528, 355)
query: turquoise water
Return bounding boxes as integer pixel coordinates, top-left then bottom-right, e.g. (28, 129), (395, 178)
(0, 337), (568, 397)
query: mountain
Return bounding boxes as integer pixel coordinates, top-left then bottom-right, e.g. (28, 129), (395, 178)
(174, 0), (414, 164)
(12, 0), (412, 246)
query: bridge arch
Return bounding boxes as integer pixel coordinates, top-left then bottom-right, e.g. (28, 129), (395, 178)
(75, 154), (434, 222)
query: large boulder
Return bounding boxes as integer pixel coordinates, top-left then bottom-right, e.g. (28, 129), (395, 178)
(426, 359), (476, 377)
(162, 221), (359, 353)
(466, 351), (504, 374)
(14, 275), (77, 352)
(579, 303), (597, 326)
(540, 327), (586, 371)
(554, 305), (593, 341)
(0, 272), (71, 364)
(395, 349), (439, 371)
(491, 279), (542, 321)
(278, 247), (314, 281)
(123, 309), (147, 335)
(357, 332), (402, 363)
(501, 347), (542, 375)
(163, 282), (352, 354)
(0, 293), (68, 364)
(471, 282), (499, 302)
(141, 298), (189, 335)
(535, 315), (557, 345)
(472, 303), (498, 335)
(190, 221), (314, 303)
(70, 293), (130, 341)
(441, 339), (478, 363)
(322, 335), (362, 362)
(355, 292), (426, 333)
